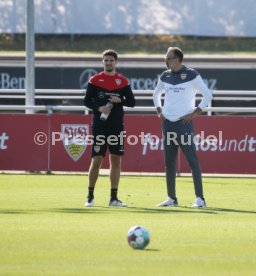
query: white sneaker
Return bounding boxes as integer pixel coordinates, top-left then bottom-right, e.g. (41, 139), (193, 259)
(84, 199), (94, 207)
(192, 197), (206, 208)
(157, 197), (178, 207)
(109, 199), (127, 207)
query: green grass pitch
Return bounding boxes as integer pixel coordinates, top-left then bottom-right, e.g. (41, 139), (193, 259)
(0, 174), (256, 275)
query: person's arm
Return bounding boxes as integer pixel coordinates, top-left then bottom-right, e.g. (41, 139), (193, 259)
(196, 75), (213, 110)
(84, 82), (100, 112)
(153, 78), (165, 118)
(121, 85), (136, 107)
(181, 75), (212, 124)
(180, 107), (202, 124)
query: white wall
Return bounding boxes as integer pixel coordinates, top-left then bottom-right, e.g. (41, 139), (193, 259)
(0, 0), (256, 36)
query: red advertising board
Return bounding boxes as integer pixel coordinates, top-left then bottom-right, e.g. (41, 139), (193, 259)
(180, 116), (256, 174)
(123, 115), (164, 172)
(0, 114), (255, 174)
(0, 114), (49, 171)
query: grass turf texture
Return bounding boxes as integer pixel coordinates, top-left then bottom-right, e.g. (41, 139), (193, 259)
(0, 175), (255, 275)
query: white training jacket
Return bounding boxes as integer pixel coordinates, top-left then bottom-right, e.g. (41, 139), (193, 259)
(153, 65), (213, 122)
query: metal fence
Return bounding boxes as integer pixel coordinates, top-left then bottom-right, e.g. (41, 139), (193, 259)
(1, 89), (256, 115)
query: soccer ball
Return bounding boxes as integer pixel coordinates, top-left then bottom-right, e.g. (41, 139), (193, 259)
(127, 226), (150, 249)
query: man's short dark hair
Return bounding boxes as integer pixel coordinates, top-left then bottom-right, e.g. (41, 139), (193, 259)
(167, 47), (184, 62)
(102, 49), (118, 60)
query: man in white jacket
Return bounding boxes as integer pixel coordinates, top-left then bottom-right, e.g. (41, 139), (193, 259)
(153, 47), (212, 208)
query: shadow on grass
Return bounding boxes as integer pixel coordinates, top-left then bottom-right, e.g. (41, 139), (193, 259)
(51, 208), (104, 214)
(179, 206), (256, 215)
(144, 248), (160, 252)
(0, 209), (31, 214)
(49, 206), (216, 215)
(122, 206), (216, 214)
(43, 207), (256, 215)
(203, 207), (256, 215)
(1, 206), (255, 215)
(131, 248), (160, 252)
(0, 208), (104, 215)
(0, 207), (213, 215)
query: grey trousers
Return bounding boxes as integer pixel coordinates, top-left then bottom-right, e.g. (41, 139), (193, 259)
(162, 119), (204, 199)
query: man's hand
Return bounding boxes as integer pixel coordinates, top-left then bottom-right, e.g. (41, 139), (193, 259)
(180, 107), (202, 124)
(156, 107), (165, 120)
(98, 105), (111, 114)
(110, 95), (121, 103)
